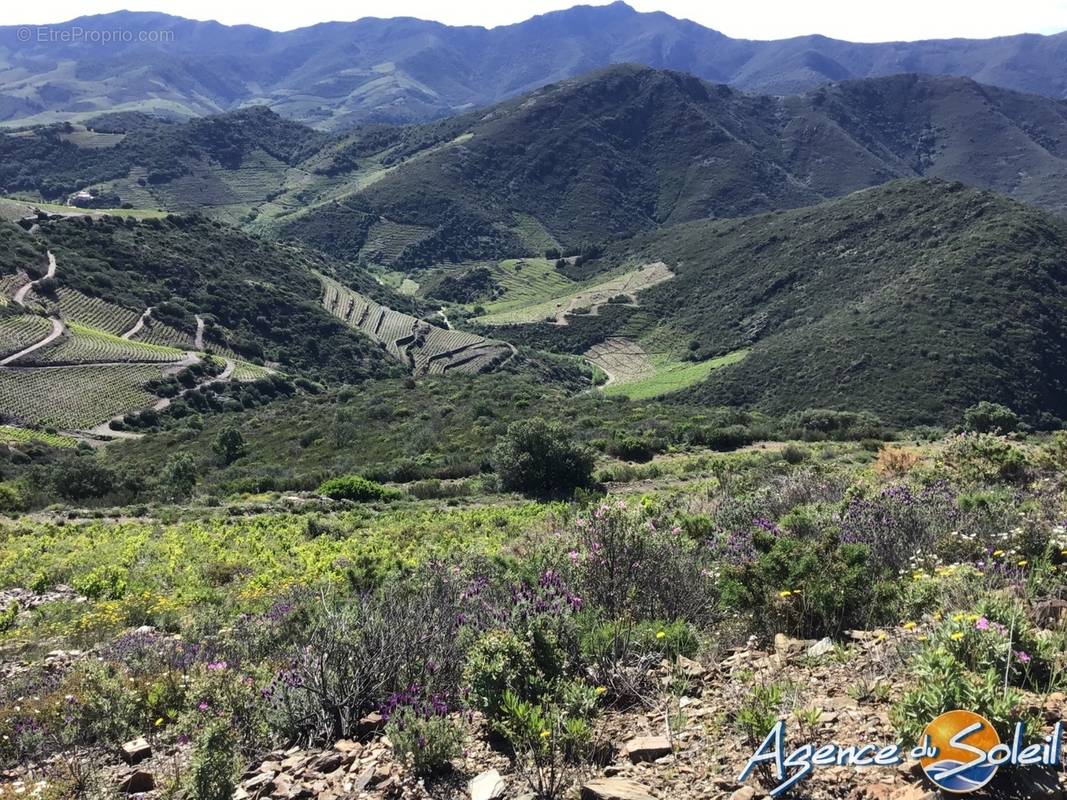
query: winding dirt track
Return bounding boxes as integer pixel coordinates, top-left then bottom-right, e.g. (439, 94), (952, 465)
(0, 317), (65, 366)
(194, 315), (205, 350)
(12, 251), (56, 306)
(122, 307), (153, 340)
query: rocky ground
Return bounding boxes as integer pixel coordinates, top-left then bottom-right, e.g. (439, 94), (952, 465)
(2, 618), (1064, 800)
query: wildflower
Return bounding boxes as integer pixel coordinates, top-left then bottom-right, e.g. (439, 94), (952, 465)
(655, 630), (666, 640)
(902, 621), (917, 630)
(975, 617), (990, 631)
(1017, 560), (1028, 567)
(950, 632), (965, 641)
(1015, 650), (1032, 664)
(540, 730), (551, 738)
(917, 635), (929, 642)
(778, 590), (793, 598)
(154, 717), (164, 727)
(595, 687), (607, 695)
(992, 550), (1005, 557)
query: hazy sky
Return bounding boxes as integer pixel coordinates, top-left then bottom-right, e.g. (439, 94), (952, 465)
(4, 0), (1067, 41)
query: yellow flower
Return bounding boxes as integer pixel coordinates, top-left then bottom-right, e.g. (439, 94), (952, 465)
(950, 632), (965, 641)
(594, 687), (607, 695)
(778, 590), (793, 598)
(540, 730), (551, 738)
(992, 550), (1005, 558)
(902, 621), (917, 630)
(1017, 560), (1028, 567)
(917, 635), (929, 642)
(655, 631), (666, 639)
(154, 718), (164, 727)
(952, 613), (966, 623)
(911, 572), (925, 581)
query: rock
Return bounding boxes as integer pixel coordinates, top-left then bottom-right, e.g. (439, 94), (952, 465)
(244, 772), (275, 794)
(848, 785), (894, 800)
(333, 739), (362, 755)
(1035, 598), (1067, 629)
(116, 770), (155, 793)
(891, 788), (935, 800)
(623, 735), (672, 763)
(807, 637), (834, 658)
(729, 788), (758, 800)
(120, 736), (151, 765)
(469, 768), (506, 800)
(357, 711), (385, 737)
(350, 767), (375, 792)
(581, 778), (657, 800)
(676, 655), (705, 678)
(312, 751), (343, 773)
(774, 633), (815, 660)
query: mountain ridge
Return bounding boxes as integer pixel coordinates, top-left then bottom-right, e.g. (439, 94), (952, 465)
(2, 3), (1067, 128)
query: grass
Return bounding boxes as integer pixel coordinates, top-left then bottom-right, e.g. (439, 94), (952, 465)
(0, 197), (168, 219)
(603, 349), (749, 400)
(476, 262), (672, 325)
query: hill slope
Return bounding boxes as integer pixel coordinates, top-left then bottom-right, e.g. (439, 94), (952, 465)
(1, 4), (1067, 128)
(494, 180), (1067, 426)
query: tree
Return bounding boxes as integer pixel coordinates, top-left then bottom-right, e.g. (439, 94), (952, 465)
(491, 418), (595, 497)
(160, 454), (198, 500)
(213, 426), (247, 465)
(963, 401), (1019, 434)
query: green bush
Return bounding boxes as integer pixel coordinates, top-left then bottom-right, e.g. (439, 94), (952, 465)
(0, 482), (27, 513)
(579, 617), (698, 663)
(492, 418), (595, 497)
(940, 433), (1029, 483)
(719, 533), (898, 638)
(890, 647), (1033, 745)
(317, 474), (394, 502)
(385, 707), (465, 777)
(187, 720), (239, 800)
(963, 401), (1020, 434)
(463, 628), (565, 722)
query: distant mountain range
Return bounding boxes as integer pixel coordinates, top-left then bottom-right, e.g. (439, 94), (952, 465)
(6, 66), (1067, 267)
(2, 2), (1067, 128)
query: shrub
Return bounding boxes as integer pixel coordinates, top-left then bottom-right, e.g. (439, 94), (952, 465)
(317, 474), (393, 502)
(463, 629), (563, 722)
(187, 720), (238, 800)
(498, 685), (597, 800)
(939, 433), (1029, 484)
(381, 688), (465, 776)
(890, 647), (1032, 745)
(719, 532), (897, 639)
(874, 446), (920, 477)
(963, 401), (1020, 434)
(492, 418), (595, 497)
(212, 427), (247, 465)
(780, 444), (807, 464)
(0, 482), (27, 513)
(736, 683), (786, 746)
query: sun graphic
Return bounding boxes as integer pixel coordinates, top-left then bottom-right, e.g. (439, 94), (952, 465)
(920, 710), (1001, 793)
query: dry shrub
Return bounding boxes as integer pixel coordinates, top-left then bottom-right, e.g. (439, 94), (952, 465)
(875, 446), (920, 477)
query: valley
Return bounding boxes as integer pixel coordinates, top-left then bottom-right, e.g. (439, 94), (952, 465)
(0, 6), (1065, 800)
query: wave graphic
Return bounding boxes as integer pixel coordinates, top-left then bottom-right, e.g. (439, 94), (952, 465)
(925, 759), (998, 792)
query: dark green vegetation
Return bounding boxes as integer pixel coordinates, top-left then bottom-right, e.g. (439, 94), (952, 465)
(7, 68), (1067, 268)
(2, 4), (1067, 128)
(550, 180), (1067, 427)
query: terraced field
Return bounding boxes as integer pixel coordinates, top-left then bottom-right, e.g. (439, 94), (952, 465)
(24, 323), (187, 366)
(318, 273), (511, 375)
(601, 349), (750, 401)
(0, 313), (53, 359)
(0, 273), (27, 299)
(359, 219), (431, 264)
(0, 363), (168, 429)
(39, 288), (140, 335)
(231, 361), (274, 382)
(477, 262), (674, 325)
(584, 337), (657, 386)
(0, 425), (78, 448)
(130, 318), (197, 350)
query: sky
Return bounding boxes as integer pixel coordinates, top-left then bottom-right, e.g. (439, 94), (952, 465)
(3, 0), (1067, 41)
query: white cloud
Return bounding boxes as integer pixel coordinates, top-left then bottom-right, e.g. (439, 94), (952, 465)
(2, 0), (1066, 40)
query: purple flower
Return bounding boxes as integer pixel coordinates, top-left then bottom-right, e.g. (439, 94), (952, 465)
(1015, 650), (1031, 664)
(975, 617), (990, 631)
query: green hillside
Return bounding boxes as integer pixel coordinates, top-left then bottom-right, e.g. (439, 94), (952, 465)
(608, 179), (1067, 425)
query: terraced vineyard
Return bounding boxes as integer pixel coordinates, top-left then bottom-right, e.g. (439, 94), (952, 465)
(601, 349), (750, 401)
(476, 262), (674, 325)
(0, 363), (168, 429)
(359, 219), (431, 264)
(318, 273), (511, 375)
(0, 313), (53, 359)
(131, 319), (197, 350)
(0, 424), (78, 448)
(0, 273), (27, 300)
(231, 361), (274, 382)
(40, 288), (140, 335)
(24, 323), (187, 366)
(585, 337), (657, 385)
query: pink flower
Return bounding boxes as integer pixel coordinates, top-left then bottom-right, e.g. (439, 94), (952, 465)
(568, 550), (580, 565)
(197, 702), (209, 712)
(1015, 650), (1031, 664)
(207, 661), (228, 671)
(975, 617), (990, 631)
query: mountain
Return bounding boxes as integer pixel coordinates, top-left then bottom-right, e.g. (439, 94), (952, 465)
(1, 4), (1066, 129)
(540, 179), (1067, 426)
(7, 67), (1067, 266)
